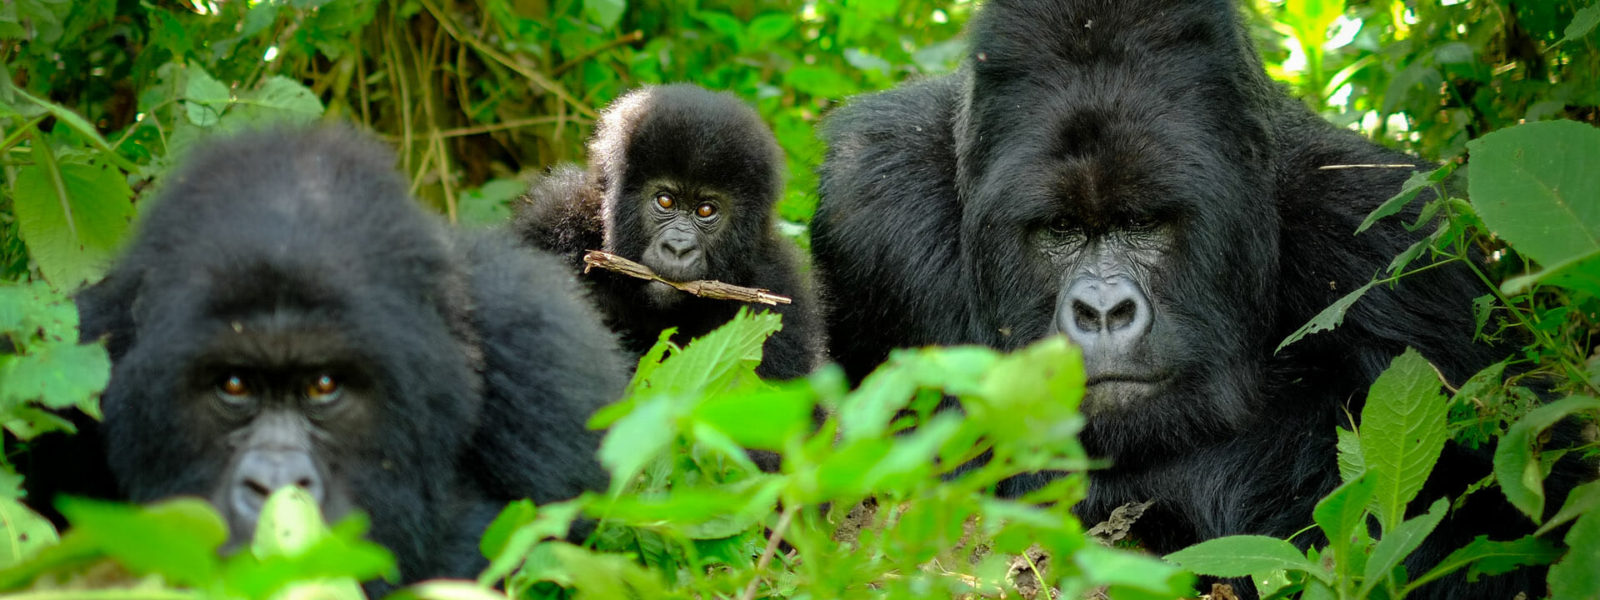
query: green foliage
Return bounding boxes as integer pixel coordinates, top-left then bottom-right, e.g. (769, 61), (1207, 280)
(0, 2), (1598, 600)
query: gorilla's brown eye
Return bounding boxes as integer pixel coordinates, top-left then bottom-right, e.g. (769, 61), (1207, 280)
(218, 375), (249, 400)
(1048, 217), (1075, 234)
(655, 193), (675, 209)
(306, 374), (342, 404)
(695, 203), (717, 218)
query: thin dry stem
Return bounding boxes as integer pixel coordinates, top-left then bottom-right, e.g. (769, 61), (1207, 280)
(582, 250), (793, 306)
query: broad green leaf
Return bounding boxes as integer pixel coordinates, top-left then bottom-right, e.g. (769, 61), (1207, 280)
(638, 309), (780, 396)
(597, 478), (781, 539)
(1562, 4), (1600, 45)
(1549, 509), (1600, 598)
(1536, 480), (1600, 536)
(13, 149), (136, 288)
(1406, 535), (1560, 592)
(784, 66), (857, 99)
(1359, 498), (1447, 596)
(0, 339), (111, 412)
(458, 178), (525, 227)
(581, 0), (627, 28)
(1500, 247), (1600, 297)
(1165, 535), (1321, 578)
(226, 76), (324, 127)
(478, 501), (578, 586)
(1493, 396), (1600, 521)
(0, 498), (56, 569)
(691, 11), (744, 50)
(1336, 427), (1364, 482)
(1312, 473), (1375, 568)
(1360, 348), (1448, 532)
(252, 487), (327, 557)
(403, 581), (511, 600)
(57, 496), (226, 586)
(1467, 120), (1600, 268)
(747, 14), (793, 47)
(184, 64), (231, 126)
(479, 499), (536, 561)
(1276, 280), (1376, 353)
(692, 382), (813, 451)
(598, 395), (676, 493)
(1075, 544), (1193, 596)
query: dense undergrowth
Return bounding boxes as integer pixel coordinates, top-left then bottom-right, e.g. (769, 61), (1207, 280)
(2, 0), (1599, 598)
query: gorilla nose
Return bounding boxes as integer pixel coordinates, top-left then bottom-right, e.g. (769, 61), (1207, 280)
(659, 232), (699, 259)
(231, 450), (325, 521)
(1059, 276), (1152, 352)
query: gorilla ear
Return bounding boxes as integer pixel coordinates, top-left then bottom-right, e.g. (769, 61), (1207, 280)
(75, 268), (144, 357)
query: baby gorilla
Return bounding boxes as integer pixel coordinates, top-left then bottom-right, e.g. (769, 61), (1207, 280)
(49, 127), (625, 586)
(515, 84), (822, 380)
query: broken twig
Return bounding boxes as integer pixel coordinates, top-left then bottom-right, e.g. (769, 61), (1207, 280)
(581, 250), (793, 306)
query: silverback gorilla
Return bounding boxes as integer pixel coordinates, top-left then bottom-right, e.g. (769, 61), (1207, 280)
(815, 0), (1574, 597)
(515, 84), (823, 380)
(32, 127), (625, 588)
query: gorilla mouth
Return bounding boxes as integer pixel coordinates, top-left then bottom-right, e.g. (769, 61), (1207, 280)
(1082, 374), (1168, 412)
(1085, 374), (1167, 387)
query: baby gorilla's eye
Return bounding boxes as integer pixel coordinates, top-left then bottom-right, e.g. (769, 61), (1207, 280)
(218, 374), (250, 400)
(1047, 216), (1076, 234)
(655, 192), (675, 209)
(695, 203), (717, 218)
(306, 374), (342, 405)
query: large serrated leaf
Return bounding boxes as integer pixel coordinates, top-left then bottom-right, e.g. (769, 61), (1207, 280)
(1165, 535), (1321, 579)
(13, 148), (135, 289)
(1467, 120), (1600, 268)
(1360, 348), (1448, 532)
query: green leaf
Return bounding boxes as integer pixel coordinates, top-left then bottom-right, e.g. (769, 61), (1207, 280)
(1406, 535), (1560, 592)
(57, 496), (226, 586)
(692, 382), (813, 451)
(251, 487), (327, 557)
(1075, 544), (1193, 596)
(1360, 348), (1448, 532)
(784, 66), (857, 99)
(226, 76), (324, 128)
(184, 64), (231, 126)
(1359, 498), (1447, 597)
(1561, 3), (1600, 45)
(747, 14), (793, 47)
(1165, 535), (1321, 579)
(1276, 280), (1376, 353)
(1537, 480), (1600, 537)
(13, 148), (136, 289)
(1467, 120), (1600, 268)
(457, 178), (524, 227)
(1357, 167), (1447, 235)
(0, 498), (57, 569)
(1549, 509), (1600, 599)
(691, 11), (744, 50)
(1336, 427), (1364, 482)
(0, 338), (111, 411)
(1493, 396), (1600, 521)
(598, 395), (676, 493)
(582, 0), (625, 29)
(1312, 473), (1375, 569)
(1500, 247), (1600, 297)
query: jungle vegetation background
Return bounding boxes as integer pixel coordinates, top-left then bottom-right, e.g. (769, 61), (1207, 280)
(0, 0), (1598, 599)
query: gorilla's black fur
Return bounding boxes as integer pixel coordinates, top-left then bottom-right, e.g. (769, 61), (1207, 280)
(28, 127), (624, 586)
(515, 84), (822, 381)
(815, 1), (1581, 597)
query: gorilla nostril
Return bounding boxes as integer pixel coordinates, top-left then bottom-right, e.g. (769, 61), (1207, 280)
(1072, 300), (1100, 332)
(1107, 299), (1137, 331)
(245, 478), (272, 499)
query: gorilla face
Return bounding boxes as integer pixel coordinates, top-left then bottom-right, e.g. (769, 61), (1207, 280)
(633, 178), (731, 307)
(596, 85), (784, 311)
(959, 64), (1280, 452)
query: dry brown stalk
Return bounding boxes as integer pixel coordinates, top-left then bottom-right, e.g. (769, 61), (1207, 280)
(581, 250), (793, 306)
